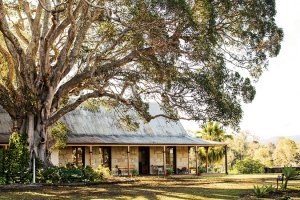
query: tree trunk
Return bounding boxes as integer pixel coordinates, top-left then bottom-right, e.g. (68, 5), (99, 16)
(22, 112), (51, 168)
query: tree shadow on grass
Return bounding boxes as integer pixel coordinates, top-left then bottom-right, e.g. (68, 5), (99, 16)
(0, 185), (252, 200)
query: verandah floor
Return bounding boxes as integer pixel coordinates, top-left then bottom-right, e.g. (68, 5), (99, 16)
(0, 174), (299, 200)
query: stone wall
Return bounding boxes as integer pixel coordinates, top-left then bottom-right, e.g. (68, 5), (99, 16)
(111, 146), (138, 169)
(149, 147), (164, 174)
(56, 146), (192, 175)
(50, 149), (59, 166)
(58, 147), (73, 166)
(176, 146), (189, 169)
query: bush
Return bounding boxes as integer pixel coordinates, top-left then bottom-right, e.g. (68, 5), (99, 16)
(0, 148), (4, 178)
(95, 165), (111, 180)
(0, 177), (6, 184)
(282, 166), (298, 189)
(37, 166), (61, 184)
(234, 159), (264, 174)
(198, 166), (206, 173)
(83, 165), (99, 182)
(253, 185), (275, 197)
(253, 185), (268, 197)
(132, 169), (139, 176)
(166, 168), (174, 175)
(3, 132), (32, 184)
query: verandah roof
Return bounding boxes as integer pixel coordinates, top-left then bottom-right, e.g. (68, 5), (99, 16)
(66, 135), (225, 146)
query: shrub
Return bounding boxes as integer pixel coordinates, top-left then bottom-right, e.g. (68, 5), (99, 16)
(0, 177), (6, 184)
(282, 166), (298, 189)
(37, 166), (61, 184)
(83, 165), (98, 182)
(253, 185), (268, 197)
(4, 132), (32, 184)
(166, 168), (174, 175)
(95, 165), (111, 180)
(253, 185), (275, 197)
(132, 169), (139, 176)
(234, 159), (264, 174)
(0, 148), (4, 178)
(198, 166), (206, 173)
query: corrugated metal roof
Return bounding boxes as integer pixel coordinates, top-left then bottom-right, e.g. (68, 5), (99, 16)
(61, 103), (186, 137)
(0, 104), (225, 146)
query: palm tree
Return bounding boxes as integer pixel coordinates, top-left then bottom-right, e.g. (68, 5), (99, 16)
(196, 122), (232, 165)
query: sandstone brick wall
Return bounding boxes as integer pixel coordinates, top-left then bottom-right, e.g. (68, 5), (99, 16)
(149, 146), (164, 174)
(111, 146), (138, 170)
(58, 147), (73, 166)
(57, 146), (194, 175)
(50, 149), (59, 166)
(176, 146), (189, 169)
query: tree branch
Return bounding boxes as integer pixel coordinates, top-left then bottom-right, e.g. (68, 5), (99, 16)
(47, 90), (103, 126)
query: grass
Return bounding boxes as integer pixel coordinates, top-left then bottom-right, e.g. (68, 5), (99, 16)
(0, 174), (299, 200)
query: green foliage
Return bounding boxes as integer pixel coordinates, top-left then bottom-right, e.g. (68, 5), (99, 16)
(279, 195), (292, 200)
(3, 132), (31, 184)
(95, 165), (111, 180)
(282, 166), (298, 189)
(0, 0), (283, 162)
(49, 121), (68, 149)
(198, 166), (206, 174)
(118, 115), (140, 132)
(37, 166), (61, 184)
(37, 164), (110, 184)
(0, 148), (4, 178)
(234, 159), (265, 174)
(273, 138), (298, 166)
(253, 185), (275, 197)
(166, 168), (174, 175)
(131, 169), (139, 176)
(253, 185), (268, 197)
(196, 122), (231, 164)
(0, 177), (5, 185)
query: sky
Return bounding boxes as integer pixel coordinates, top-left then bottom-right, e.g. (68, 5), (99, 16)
(182, 0), (300, 139)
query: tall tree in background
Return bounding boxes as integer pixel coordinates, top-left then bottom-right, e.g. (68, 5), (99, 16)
(0, 0), (283, 166)
(273, 138), (298, 166)
(196, 122), (232, 164)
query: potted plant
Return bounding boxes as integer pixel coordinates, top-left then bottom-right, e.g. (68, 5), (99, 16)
(131, 169), (139, 177)
(198, 166), (206, 176)
(166, 168), (174, 176)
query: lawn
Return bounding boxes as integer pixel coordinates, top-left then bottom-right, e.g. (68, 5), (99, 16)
(0, 174), (299, 200)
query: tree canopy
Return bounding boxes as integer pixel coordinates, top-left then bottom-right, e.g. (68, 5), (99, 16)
(0, 0), (283, 163)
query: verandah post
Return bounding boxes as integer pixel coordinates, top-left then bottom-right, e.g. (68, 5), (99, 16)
(163, 146), (166, 176)
(195, 146), (198, 175)
(89, 146), (93, 166)
(224, 145), (228, 175)
(127, 146), (130, 177)
(187, 146), (190, 174)
(205, 147), (209, 173)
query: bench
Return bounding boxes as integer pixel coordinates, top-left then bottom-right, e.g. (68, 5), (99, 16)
(113, 167), (135, 176)
(59, 169), (85, 183)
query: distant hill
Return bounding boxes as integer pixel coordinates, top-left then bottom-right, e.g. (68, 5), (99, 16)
(260, 135), (300, 144)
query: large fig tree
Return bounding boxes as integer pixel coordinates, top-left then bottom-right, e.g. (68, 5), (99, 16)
(0, 0), (282, 166)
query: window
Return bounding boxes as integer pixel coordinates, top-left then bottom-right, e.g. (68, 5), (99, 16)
(99, 147), (111, 169)
(72, 147), (85, 167)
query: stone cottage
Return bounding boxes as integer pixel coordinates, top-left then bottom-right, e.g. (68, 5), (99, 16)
(0, 104), (228, 176)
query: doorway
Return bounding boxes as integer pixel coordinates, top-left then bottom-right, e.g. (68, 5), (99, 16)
(138, 147), (150, 175)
